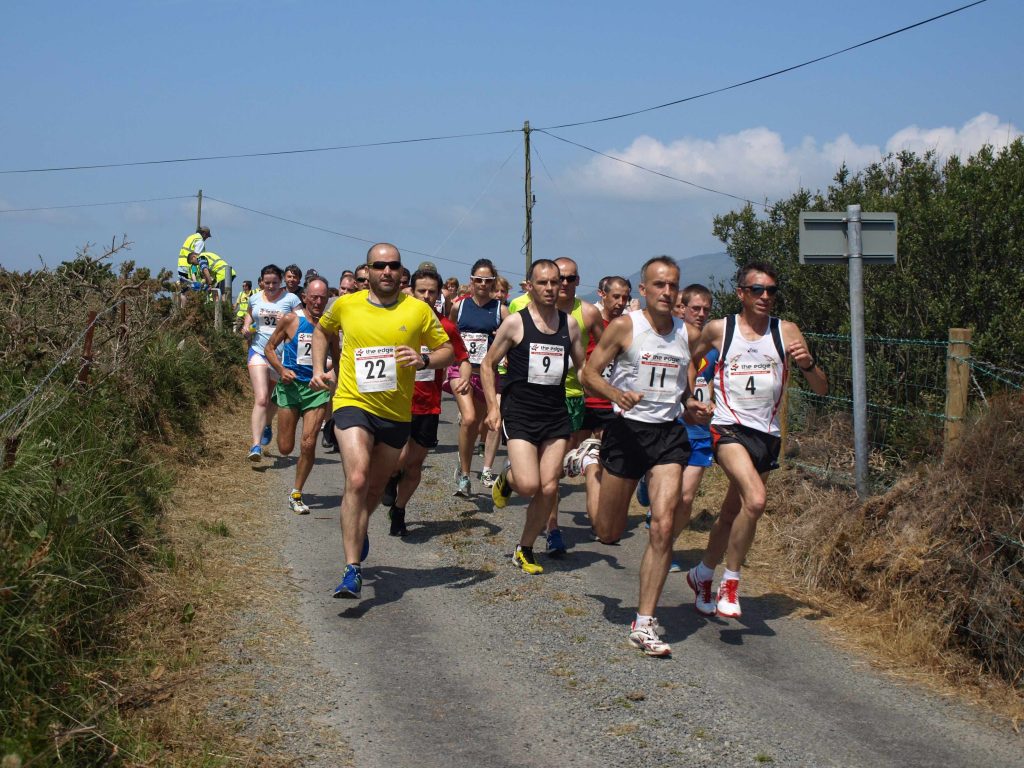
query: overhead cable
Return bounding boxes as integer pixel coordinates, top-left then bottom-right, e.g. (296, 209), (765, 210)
(0, 195), (194, 213)
(537, 1), (989, 131)
(0, 2), (988, 176)
(538, 130), (769, 208)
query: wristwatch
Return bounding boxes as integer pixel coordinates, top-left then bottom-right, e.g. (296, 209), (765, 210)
(421, 353), (431, 370)
(798, 357), (816, 372)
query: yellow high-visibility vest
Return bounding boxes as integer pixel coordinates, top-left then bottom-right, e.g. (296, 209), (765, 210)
(236, 289), (254, 318)
(178, 233), (204, 278)
(203, 251), (236, 283)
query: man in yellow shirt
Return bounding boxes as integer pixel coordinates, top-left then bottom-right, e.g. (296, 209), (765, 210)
(311, 243), (453, 600)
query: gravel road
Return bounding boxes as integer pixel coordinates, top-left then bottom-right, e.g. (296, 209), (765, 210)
(242, 400), (1021, 768)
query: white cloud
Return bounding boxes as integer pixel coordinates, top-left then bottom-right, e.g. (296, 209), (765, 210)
(564, 112), (1020, 204)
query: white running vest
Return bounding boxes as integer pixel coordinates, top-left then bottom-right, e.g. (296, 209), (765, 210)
(609, 310), (691, 424)
(712, 314), (788, 436)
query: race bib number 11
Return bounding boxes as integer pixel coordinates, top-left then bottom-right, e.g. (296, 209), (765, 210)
(355, 346), (398, 392)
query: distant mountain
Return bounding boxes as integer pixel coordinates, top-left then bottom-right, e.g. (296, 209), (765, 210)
(582, 251), (735, 303)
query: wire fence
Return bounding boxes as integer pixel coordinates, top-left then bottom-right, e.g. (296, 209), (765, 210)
(784, 331), (1023, 489)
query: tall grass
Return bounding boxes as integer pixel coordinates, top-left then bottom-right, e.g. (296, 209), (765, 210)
(0, 250), (242, 765)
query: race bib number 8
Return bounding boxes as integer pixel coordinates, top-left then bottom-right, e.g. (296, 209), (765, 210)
(415, 345), (435, 382)
(463, 332), (489, 365)
(355, 346), (398, 392)
(527, 343), (565, 385)
(637, 352), (681, 402)
(296, 332), (313, 366)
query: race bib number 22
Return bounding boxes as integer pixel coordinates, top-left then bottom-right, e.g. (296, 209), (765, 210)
(354, 346), (398, 392)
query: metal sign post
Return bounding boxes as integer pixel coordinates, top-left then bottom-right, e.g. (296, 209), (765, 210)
(798, 205), (898, 499)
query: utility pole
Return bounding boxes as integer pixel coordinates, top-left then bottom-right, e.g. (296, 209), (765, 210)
(196, 189), (203, 230)
(523, 121), (533, 276)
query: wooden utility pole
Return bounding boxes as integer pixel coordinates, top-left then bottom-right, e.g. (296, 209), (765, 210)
(196, 189), (203, 230)
(944, 327), (972, 457)
(523, 121), (533, 276)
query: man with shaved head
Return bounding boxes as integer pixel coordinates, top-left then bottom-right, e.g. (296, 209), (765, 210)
(311, 243), (454, 601)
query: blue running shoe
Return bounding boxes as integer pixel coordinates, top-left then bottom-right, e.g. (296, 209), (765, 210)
(636, 476), (650, 507)
(546, 528), (567, 556)
(248, 445), (262, 463)
(260, 424), (273, 446)
(645, 510), (651, 529)
(333, 564), (362, 599)
(669, 560), (682, 573)
(361, 534), (370, 562)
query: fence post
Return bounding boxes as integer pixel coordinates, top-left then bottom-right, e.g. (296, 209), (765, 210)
(944, 327), (972, 457)
(77, 311), (98, 385)
(214, 292), (223, 330)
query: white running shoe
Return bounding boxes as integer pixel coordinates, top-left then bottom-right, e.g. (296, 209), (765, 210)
(686, 567), (717, 616)
(288, 492), (310, 515)
(628, 621), (671, 657)
(453, 468), (472, 497)
(716, 578), (742, 619)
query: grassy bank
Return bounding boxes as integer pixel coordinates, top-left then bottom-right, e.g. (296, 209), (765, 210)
(0, 253), (243, 765)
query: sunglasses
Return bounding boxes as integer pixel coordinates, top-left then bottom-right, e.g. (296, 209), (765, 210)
(741, 284), (779, 297)
(354, 276), (369, 283)
(472, 276), (495, 284)
(559, 275), (579, 284)
(370, 261), (402, 271)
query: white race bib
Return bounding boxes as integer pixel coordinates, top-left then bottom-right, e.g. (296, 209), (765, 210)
(415, 345), (435, 382)
(355, 346), (398, 392)
(601, 361), (615, 381)
(637, 352), (681, 402)
(527, 343), (565, 385)
(727, 362), (773, 406)
(296, 332), (313, 366)
(463, 332), (489, 365)
(261, 310), (280, 328)
(693, 376), (713, 404)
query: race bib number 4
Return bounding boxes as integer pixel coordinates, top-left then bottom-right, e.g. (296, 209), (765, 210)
(415, 345), (435, 382)
(637, 352), (681, 402)
(527, 343), (565, 385)
(727, 361), (774, 406)
(463, 332), (489, 365)
(296, 332), (313, 366)
(355, 346), (398, 392)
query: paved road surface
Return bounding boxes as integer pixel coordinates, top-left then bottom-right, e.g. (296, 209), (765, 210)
(260, 399), (1021, 767)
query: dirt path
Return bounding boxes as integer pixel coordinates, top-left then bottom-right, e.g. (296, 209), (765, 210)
(224, 400), (1021, 767)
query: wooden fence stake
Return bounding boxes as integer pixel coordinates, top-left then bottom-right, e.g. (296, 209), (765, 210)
(944, 327), (972, 457)
(77, 311), (98, 385)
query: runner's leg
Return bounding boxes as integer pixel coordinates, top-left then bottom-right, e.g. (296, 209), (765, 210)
(712, 443), (768, 571)
(294, 404), (328, 492)
(249, 364), (273, 447)
(589, 471), (636, 544)
(637, 463), (685, 616)
(276, 405), (299, 456)
(395, 441), (430, 508)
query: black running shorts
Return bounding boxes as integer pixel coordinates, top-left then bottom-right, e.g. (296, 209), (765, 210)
(600, 416), (691, 480)
(333, 406), (410, 450)
(410, 413), (440, 449)
(711, 423), (781, 474)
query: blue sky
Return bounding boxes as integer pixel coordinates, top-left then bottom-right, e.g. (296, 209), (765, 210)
(1, 1), (1019, 290)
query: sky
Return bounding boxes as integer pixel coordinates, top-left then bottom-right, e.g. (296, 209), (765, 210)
(1, 1), (1020, 291)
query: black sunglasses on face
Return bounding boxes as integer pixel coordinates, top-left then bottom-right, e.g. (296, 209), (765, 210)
(559, 275), (579, 284)
(370, 261), (402, 271)
(354, 277), (369, 283)
(741, 284), (778, 297)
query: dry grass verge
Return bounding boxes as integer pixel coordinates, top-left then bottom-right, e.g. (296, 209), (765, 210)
(692, 395), (1024, 726)
(108, 389), (352, 766)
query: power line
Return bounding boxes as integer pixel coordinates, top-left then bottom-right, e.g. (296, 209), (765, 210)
(0, 195), (194, 213)
(0, 128), (519, 175)
(537, 0), (989, 131)
(537, 129), (769, 208)
(0, 2), (988, 176)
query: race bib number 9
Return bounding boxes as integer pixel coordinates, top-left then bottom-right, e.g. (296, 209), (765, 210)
(415, 345), (435, 382)
(355, 346), (398, 392)
(637, 352), (681, 402)
(527, 343), (565, 385)
(463, 332), (489, 365)
(296, 332), (313, 366)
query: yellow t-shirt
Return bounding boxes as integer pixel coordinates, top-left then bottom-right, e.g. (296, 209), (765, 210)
(507, 295), (588, 398)
(319, 292), (450, 422)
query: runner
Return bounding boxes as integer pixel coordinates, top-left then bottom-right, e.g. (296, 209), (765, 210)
(685, 262), (828, 618)
(243, 265), (302, 462)
(310, 243), (453, 600)
(284, 264), (303, 297)
(482, 259), (586, 576)
(447, 259), (509, 496)
(263, 276), (333, 514)
(562, 275), (631, 532)
(580, 256), (711, 657)
(381, 268), (471, 536)
(508, 257), (603, 555)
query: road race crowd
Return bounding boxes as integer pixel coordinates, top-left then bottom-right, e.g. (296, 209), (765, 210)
(179, 228), (829, 658)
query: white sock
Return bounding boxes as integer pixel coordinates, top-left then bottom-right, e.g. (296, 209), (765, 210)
(581, 454), (598, 472)
(483, 465), (491, 474)
(723, 568), (741, 583)
(695, 561), (714, 582)
(634, 614), (654, 628)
